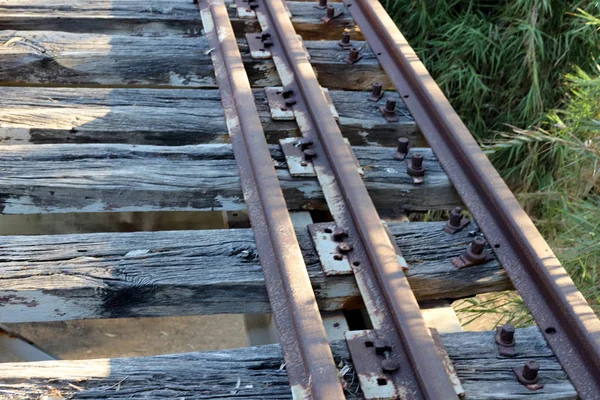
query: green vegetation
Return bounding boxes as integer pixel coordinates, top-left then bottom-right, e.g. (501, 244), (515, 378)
(382, 1), (600, 324)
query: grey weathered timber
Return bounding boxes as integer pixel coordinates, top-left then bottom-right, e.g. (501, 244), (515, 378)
(0, 31), (386, 89)
(0, 222), (508, 323)
(0, 87), (419, 147)
(0, 328), (575, 399)
(0, 1), (356, 40)
(0, 144), (457, 214)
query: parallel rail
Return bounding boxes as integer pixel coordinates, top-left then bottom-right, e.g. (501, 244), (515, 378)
(344, 1), (600, 398)
(199, 1), (344, 398)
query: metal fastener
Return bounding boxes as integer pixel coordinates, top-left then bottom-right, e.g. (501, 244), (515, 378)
(394, 137), (410, 160)
(345, 47), (362, 64)
(496, 323), (516, 357)
(369, 82), (383, 102)
(248, 0), (259, 9)
(452, 236), (493, 269)
(282, 88), (294, 98)
(303, 148), (317, 160)
(443, 207), (471, 234)
(338, 32), (352, 49)
(332, 228), (348, 242)
(381, 359), (399, 373)
(298, 139), (314, 150)
(514, 361), (540, 385)
(380, 97), (399, 122)
(315, 0), (327, 9)
(337, 242), (353, 253)
(406, 153), (425, 183)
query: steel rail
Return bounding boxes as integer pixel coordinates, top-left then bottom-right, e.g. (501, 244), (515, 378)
(197, 1), (345, 398)
(343, 1), (600, 398)
(254, 1), (457, 398)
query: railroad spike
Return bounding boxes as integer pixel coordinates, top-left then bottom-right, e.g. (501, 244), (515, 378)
(514, 361), (542, 387)
(444, 207), (471, 234)
(496, 323), (517, 357)
(345, 47), (362, 64)
(406, 153), (425, 184)
(338, 32), (352, 49)
(394, 137), (410, 160)
(452, 237), (493, 269)
(380, 96), (399, 122)
(369, 82), (384, 102)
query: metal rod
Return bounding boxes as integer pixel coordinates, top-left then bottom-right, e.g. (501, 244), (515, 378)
(344, 1), (600, 398)
(197, 1), (345, 398)
(254, 1), (457, 398)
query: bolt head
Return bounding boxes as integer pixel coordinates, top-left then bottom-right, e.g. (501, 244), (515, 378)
(374, 340), (391, 355)
(332, 228), (347, 242)
(523, 361), (539, 380)
(303, 148), (316, 160)
(470, 237), (486, 255)
(499, 323), (515, 344)
(381, 359), (399, 373)
(337, 242), (353, 253)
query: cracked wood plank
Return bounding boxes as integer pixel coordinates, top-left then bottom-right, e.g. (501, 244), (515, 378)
(0, 87), (419, 147)
(0, 31), (387, 89)
(0, 1), (356, 40)
(0, 328), (575, 399)
(0, 144), (458, 214)
(0, 221), (509, 322)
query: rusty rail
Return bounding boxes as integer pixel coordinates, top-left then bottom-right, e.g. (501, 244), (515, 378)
(253, 0), (457, 398)
(343, 0), (600, 398)
(198, 1), (345, 398)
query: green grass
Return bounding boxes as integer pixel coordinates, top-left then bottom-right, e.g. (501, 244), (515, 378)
(382, 1), (600, 325)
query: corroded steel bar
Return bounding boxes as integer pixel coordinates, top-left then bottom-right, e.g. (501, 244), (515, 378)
(197, 1), (345, 399)
(254, 0), (457, 398)
(343, 0), (600, 398)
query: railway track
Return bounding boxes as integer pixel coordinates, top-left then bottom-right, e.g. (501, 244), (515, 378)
(0, 0), (598, 399)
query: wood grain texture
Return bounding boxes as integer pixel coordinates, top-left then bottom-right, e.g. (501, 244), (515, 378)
(0, 328), (575, 399)
(0, 1), (356, 40)
(0, 144), (458, 214)
(0, 87), (419, 147)
(0, 222), (508, 322)
(0, 31), (386, 89)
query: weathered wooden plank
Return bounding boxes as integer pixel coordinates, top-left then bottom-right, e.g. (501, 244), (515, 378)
(0, 328), (575, 399)
(0, 31), (386, 89)
(0, 1), (356, 40)
(0, 144), (457, 214)
(0, 221), (508, 322)
(0, 87), (419, 147)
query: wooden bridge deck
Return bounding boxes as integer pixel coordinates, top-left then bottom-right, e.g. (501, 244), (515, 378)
(0, 1), (576, 398)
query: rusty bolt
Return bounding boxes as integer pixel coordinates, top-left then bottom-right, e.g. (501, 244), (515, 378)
(514, 361), (540, 385)
(348, 47), (360, 62)
(333, 253), (343, 261)
(298, 139), (314, 150)
(303, 148), (316, 160)
(319, 0), (327, 7)
(498, 323), (515, 345)
(337, 242), (353, 253)
(339, 32), (351, 48)
(332, 228), (348, 242)
(411, 154), (423, 168)
(385, 98), (396, 112)
(326, 5), (335, 18)
(261, 32), (271, 41)
(394, 137), (410, 160)
(470, 236), (485, 255)
(522, 361), (539, 382)
(248, 1), (259, 9)
(282, 89), (294, 99)
(448, 207), (463, 228)
(369, 82), (383, 101)
(381, 359), (399, 373)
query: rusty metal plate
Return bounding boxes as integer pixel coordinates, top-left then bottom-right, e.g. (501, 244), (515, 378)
(308, 222), (353, 275)
(234, 0), (256, 18)
(279, 137), (316, 177)
(245, 32), (272, 59)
